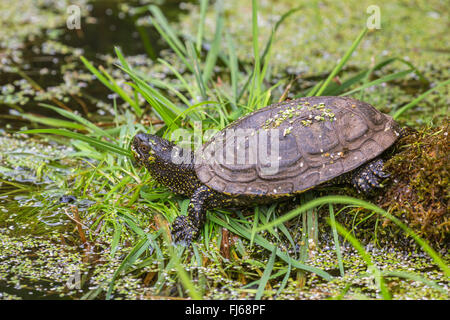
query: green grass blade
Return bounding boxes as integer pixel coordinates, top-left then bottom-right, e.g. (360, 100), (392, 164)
(309, 56), (427, 97)
(276, 258), (291, 295)
(187, 41), (207, 99)
(209, 214), (333, 280)
(21, 114), (86, 131)
(255, 246), (277, 299)
(249, 0), (261, 106)
(133, 21), (157, 61)
(329, 204), (344, 277)
(18, 129), (132, 157)
(114, 46), (131, 69)
(226, 32), (239, 109)
(164, 100), (218, 135)
(172, 247), (203, 300)
(106, 236), (152, 299)
(330, 219), (391, 299)
(118, 50), (191, 108)
(356, 56), (427, 99)
(250, 207), (260, 248)
(110, 220), (123, 258)
(38, 103), (116, 139)
(237, 5), (301, 103)
(305, 80), (324, 97)
(374, 57), (428, 84)
(392, 78), (450, 120)
(80, 56), (141, 116)
(341, 69), (413, 97)
(148, 5), (186, 55)
(80, 56), (114, 92)
(124, 73), (183, 118)
(299, 211), (308, 263)
(118, 211), (147, 236)
(148, 5), (193, 72)
(315, 28), (368, 96)
(98, 66), (141, 116)
(157, 58), (198, 102)
(196, 0), (209, 52)
(202, 0), (224, 84)
(252, 0), (260, 67)
(116, 68), (182, 129)
(381, 270), (448, 295)
(158, 222), (202, 300)
(275, 217), (296, 255)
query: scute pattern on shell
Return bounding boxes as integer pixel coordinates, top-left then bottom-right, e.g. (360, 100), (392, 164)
(195, 96), (401, 196)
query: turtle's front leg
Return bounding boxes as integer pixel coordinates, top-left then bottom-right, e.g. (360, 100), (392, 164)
(351, 158), (390, 193)
(171, 185), (213, 245)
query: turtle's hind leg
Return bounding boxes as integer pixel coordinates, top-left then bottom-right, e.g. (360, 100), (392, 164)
(351, 158), (390, 193)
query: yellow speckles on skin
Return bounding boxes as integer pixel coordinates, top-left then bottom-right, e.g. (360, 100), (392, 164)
(296, 186), (314, 194)
(269, 193), (289, 199)
(131, 148), (139, 159)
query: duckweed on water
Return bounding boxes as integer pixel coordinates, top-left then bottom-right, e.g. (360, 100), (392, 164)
(0, 229), (152, 299)
(274, 245), (449, 300)
(0, 227), (448, 300)
(0, 133), (76, 184)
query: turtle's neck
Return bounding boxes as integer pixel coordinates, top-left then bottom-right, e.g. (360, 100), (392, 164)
(145, 146), (202, 196)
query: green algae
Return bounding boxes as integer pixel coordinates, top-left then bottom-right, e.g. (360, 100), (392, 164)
(263, 101), (335, 130)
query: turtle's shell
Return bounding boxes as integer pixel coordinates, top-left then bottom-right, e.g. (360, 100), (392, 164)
(195, 96), (401, 196)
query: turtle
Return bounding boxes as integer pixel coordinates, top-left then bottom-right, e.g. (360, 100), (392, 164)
(132, 96), (404, 245)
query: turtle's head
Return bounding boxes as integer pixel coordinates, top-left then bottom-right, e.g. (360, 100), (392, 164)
(131, 132), (198, 195)
(132, 132), (174, 166)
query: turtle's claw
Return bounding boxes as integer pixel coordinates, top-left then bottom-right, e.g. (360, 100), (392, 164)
(171, 216), (198, 246)
(370, 159), (390, 179)
(352, 158), (390, 193)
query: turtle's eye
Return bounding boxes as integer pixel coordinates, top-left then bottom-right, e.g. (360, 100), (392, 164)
(141, 145), (149, 153)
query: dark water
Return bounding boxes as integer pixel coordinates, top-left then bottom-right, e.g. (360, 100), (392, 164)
(0, 0), (189, 129)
